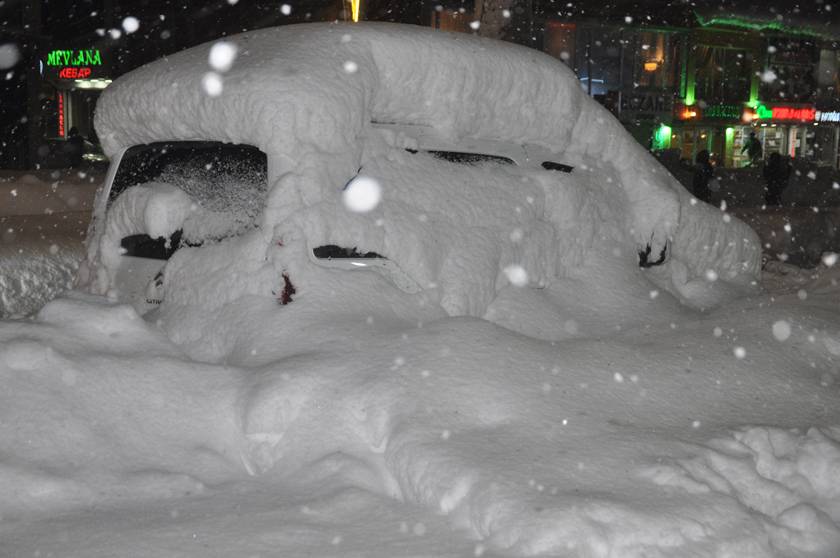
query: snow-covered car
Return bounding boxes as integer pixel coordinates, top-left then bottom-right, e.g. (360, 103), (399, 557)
(82, 127), (574, 314)
(79, 22), (761, 334)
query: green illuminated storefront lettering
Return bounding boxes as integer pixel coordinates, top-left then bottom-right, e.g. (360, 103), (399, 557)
(755, 105), (773, 119)
(46, 49), (102, 67)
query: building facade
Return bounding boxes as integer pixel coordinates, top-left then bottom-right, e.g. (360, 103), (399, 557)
(543, 11), (840, 169)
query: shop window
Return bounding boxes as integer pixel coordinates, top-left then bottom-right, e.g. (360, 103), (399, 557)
(694, 46), (751, 104)
(630, 31), (681, 90)
(812, 126), (839, 167)
(817, 49), (840, 99)
(761, 38), (818, 103)
(545, 21), (576, 69)
(575, 27), (623, 96)
(432, 9), (469, 33)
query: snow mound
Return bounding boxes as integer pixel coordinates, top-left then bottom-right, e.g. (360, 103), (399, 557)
(0, 247), (81, 318)
(4, 264), (840, 555)
(643, 426), (840, 556)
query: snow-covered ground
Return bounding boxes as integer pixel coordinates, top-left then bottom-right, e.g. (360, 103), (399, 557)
(0, 169), (100, 318)
(2, 257), (840, 557)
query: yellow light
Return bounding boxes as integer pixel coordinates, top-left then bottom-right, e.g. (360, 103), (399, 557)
(643, 61), (659, 72)
(351, 0), (360, 22)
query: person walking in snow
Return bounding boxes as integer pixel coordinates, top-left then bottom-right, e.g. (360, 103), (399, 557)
(741, 132), (762, 167)
(763, 152), (791, 206)
(692, 149), (714, 204)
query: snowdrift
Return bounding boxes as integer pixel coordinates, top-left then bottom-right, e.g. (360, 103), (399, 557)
(4, 265), (840, 556)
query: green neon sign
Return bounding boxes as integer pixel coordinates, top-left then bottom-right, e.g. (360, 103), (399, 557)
(653, 124), (672, 151)
(755, 105), (773, 119)
(705, 104), (742, 119)
(46, 49), (103, 67)
(694, 13), (832, 40)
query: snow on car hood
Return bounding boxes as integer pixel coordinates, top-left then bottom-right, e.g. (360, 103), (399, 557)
(91, 22), (760, 326)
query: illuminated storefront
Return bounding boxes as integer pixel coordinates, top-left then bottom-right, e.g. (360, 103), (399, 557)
(742, 103), (838, 168)
(815, 109), (840, 168)
(667, 101), (840, 169)
(668, 103), (741, 167)
(41, 48), (111, 150)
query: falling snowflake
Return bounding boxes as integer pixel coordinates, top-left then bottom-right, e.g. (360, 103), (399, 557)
(202, 72), (223, 96)
(822, 253), (838, 267)
(503, 265), (528, 287)
(760, 69), (777, 83)
(772, 320), (791, 341)
(469, 20), (480, 30)
(343, 176), (382, 213)
(0, 44), (20, 70)
(343, 60), (358, 73)
(209, 41), (237, 72)
(733, 346), (746, 359)
(280, 4), (292, 15)
(122, 16), (139, 34)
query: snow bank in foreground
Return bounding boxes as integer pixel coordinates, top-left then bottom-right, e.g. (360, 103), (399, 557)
(3, 262), (840, 556)
(90, 22), (760, 321)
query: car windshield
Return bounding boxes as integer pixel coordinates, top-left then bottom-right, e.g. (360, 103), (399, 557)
(110, 141), (268, 238)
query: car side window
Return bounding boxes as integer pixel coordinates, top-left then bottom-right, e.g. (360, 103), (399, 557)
(405, 148), (514, 166)
(110, 141), (268, 259)
(541, 161), (574, 173)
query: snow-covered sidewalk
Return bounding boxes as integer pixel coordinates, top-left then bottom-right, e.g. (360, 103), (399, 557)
(0, 169), (100, 318)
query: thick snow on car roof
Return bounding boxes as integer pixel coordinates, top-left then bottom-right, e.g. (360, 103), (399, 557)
(92, 22), (760, 320)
